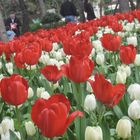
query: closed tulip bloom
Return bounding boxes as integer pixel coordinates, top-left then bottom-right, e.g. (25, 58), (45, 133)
(0, 74), (28, 106)
(96, 53), (105, 66)
(28, 87), (34, 99)
(85, 126), (103, 140)
(62, 56), (94, 83)
(127, 83), (140, 100)
(116, 118), (131, 139)
(31, 94), (83, 138)
(89, 73), (125, 107)
(41, 65), (63, 83)
(84, 94), (96, 112)
(119, 45), (136, 64)
(134, 54), (140, 66)
(128, 100), (140, 120)
(116, 71), (127, 84)
(25, 121), (36, 136)
(101, 33), (121, 51)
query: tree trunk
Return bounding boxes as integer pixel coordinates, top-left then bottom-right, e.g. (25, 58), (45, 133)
(38, 0), (46, 18)
(18, 0), (29, 33)
(0, 10), (8, 42)
(77, 0), (85, 22)
(118, 0), (130, 13)
(137, 0), (140, 9)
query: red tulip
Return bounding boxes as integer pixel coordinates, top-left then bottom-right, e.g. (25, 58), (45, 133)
(89, 73), (125, 107)
(119, 45), (136, 64)
(101, 33), (121, 51)
(0, 74), (28, 106)
(31, 94), (83, 138)
(62, 56), (94, 83)
(41, 65), (63, 83)
(22, 42), (42, 65)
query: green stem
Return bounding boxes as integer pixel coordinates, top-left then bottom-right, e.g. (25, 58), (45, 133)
(16, 106), (21, 129)
(135, 66), (140, 84)
(71, 82), (86, 140)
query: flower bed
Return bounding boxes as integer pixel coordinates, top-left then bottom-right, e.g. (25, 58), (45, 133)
(0, 9), (140, 140)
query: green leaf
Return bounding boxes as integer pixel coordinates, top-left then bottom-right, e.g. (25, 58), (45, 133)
(10, 130), (20, 140)
(67, 128), (76, 140)
(113, 105), (123, 119)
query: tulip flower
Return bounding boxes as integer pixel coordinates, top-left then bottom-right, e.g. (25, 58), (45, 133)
(89, 73), (125, 107)
(101, 33), (121, 51)
(119, 45), (136, 64)
(0, 74), (28, 106)
(116, 118), (131, 139)
(41, 65), (63, 83)
(62, 56), (94, 83)
(25, 121), (36, 136)
(31, 94), (83, 138)
(128, 100), (140, 120)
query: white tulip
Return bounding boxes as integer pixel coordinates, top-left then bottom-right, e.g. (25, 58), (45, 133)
(116, 118), (131, 139)
(116, 71), (127, 84)
(96, 53), (105, 66)
(127, 83), (140, 100)
(104, 26), (114, 34)
(123, 22), (135, 32)
(55, 52), (63, 60)
(36, 87), (45, 97)
(92, 40), (103, 53)
(5, 62), (13, 74)
(52, 42), (59, 51)
(47, 58), (59, 66)
(96, 30), (103, 38)
(128, 100), (140, 120)
(39, 54), (50, 65)
(1, 117), (14, 134)
(25, 121), (36, 136)
(28, 87), (34, 99)
(127, 36), (137, 47)
(86, 82), (93, 93)
(40, 91), (50, 100)
(85, 126), (103, 140)
(117, 65), (131, 77)
(84, 94), (96, 112)
(134, 54), (140, 66)
(1, 131), (21, 140)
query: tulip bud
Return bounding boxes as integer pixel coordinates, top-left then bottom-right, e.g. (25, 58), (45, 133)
(40, 91), (50, 100)
(28, 87), (34, 99)
(25, 121), (36, 136)
(127, 36), (137, 47)
(127, 83), (140, 100)
(84, 94), (96, 112)
(85, 126), (103, 140)
(96, 53), (105, 66)
(117, 65), (131, 77)
(52, 42), (59, 50)
(86, 82), (93, 93)
(134, 54), (140, 66)
(128, 100), (140, 120)
(116, 71), (127, 84)
(5, 62), (13, 74)
(116, 117), (131, 139)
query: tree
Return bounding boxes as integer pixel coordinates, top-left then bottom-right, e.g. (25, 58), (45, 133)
(38, 0), (46, 18)
(118, 0), (130, 13)
(0, 9), (8, 42)
(137, 0), (140, 9)
(18, 0), (29, 33)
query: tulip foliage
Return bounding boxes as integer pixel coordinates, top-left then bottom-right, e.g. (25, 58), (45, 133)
(1, 9), (140, 140)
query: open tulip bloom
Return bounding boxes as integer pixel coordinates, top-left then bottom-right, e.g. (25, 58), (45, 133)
(1, 9), (140, 140)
